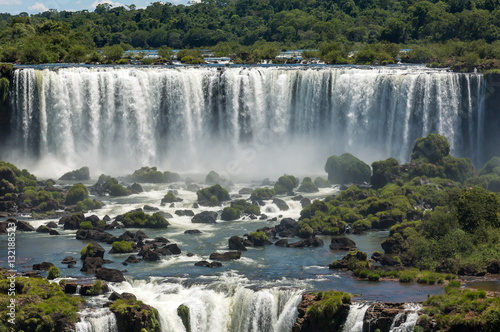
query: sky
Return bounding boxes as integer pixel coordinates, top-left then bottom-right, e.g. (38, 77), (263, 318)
(0, 0), (193, 15)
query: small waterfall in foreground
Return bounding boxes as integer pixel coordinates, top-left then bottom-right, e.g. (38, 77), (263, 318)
(342, 302), (370, 332)
(388, 303), (422, 332)
(75, 308), (118, 332)
(110, 278), (301, 332)
(7, 66), (486, 177)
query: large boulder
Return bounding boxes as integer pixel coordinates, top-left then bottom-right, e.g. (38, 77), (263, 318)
(95, 267), (125, 282)
(81, 257), (104, 273)
(324, 153), (371, 184)
(273, 198), (289, 211)
(59, 167), (90, 181)
(60, 213), (85, 230)
(228, 236), (247, 251)
(209, 252), (241, 261)
(76, 229), (117, 243)
(194, 261), (222, 268)
(80, 242), (106, 260)
(192, 211), (218, 224)
(329, 237), (357, 251)
(33, 262), (54, 271)
(11, 218), (35, 232)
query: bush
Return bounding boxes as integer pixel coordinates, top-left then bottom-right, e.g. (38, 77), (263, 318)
(314, 177), (331, 188)
(130, 166), (165, 183)
(250, 188), (275, 200)
(325, 153), (371, 184)
(111, 241), (134, 253)
(0, 271), (82, 331)
(79, 221), (93, 229)
(479, 157), (500, 176)
(59, 167), (90, 181)
(164, 171), (181, 183)
(103, 44), (124, 61)
(297, 177), (319, 193)
(47, 266), (60, 280)
(122, 211), (170, 228)
(197, 184), (230, 205)
(454, 187), (500, 232)
(371, 158), (400, 188)
(65, 184), (89, 205)
(274, 175), (299, 195)
(86, 280), (103, 296)
(411, 133), (450, 164)
(221, 207), (241, 221)
(249, 231), (268, 241)
(162, 191), (182, 204)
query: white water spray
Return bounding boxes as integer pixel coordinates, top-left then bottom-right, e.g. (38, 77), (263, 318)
(8, 66), (485, 178)
(342, 302), (370, 332)
(75, 308), (118, 332)
(389, 303), (422, 332)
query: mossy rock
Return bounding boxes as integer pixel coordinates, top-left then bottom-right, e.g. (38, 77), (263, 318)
(122, 211), (170, 228)
(411, 133), (450, 163)
(324, 153), (371, 184)
(274, 175), (299, 195)
(177, 305), (190, 332)
(297, 177), (319, 193)
(59, 167), (90, 181)
(0, 270), (82, 332)
(110, 299), (161, 332)
(250, 188), (275, 201)
(196, 184), (230, 205)
(221, 207), (241, 221)
(130, 166), (165, 183)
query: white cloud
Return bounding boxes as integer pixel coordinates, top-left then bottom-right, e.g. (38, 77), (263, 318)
(89, 0), (125, 9)
(0, 0), (22, 5)
(28, 2), (48, 12)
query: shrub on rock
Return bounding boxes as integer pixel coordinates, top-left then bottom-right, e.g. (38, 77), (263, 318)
(371, 157), (400, 189)
(325, 153), (371, 184)
(297, 177), (319, 193)
(123, 211), (170, 228)
(59, 167), (90, 181)
(250, 188), (275, 201)
(47, 266), (60, 280)
(221, 207), (241, 221)
(111, 241), (135, 253)
(274, 175), (299, 195)
(197, 184), (230, 205)
(164, 171), (181, 183)
(130, 166), (165, 183)
(314, 177), (330, 188)
(411, 133), (450, 163)
(65, 183), (89, 205)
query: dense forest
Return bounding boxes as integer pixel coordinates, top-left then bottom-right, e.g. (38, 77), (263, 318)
(0, 0), (500, 67)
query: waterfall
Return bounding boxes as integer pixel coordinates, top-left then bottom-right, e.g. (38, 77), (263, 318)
(342, 302), (370, 332)
(388, 303), (422, 332)
(75, 308), (118, 332)
(110, 277), (301, 332)
(7, 66), (486, 177)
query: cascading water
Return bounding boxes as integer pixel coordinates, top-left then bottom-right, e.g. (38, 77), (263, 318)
(342, 302), (370, 332)
(388, 303), (422, 332)
(74, 308), (118, 332)
(110, 277), (301, 332)
(7, 66), (485, 177)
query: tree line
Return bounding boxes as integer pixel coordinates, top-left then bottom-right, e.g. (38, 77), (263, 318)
(0, 0), (499, 69)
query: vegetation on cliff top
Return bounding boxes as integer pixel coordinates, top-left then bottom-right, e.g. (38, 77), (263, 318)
(0, 269), (82, 331)
(0, 1), (499, 69)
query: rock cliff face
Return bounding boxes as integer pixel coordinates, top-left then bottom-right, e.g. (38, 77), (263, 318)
(362, 303), (406, 332)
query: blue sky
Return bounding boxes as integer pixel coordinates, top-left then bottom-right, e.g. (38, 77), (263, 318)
(0, 0), (193, 15)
